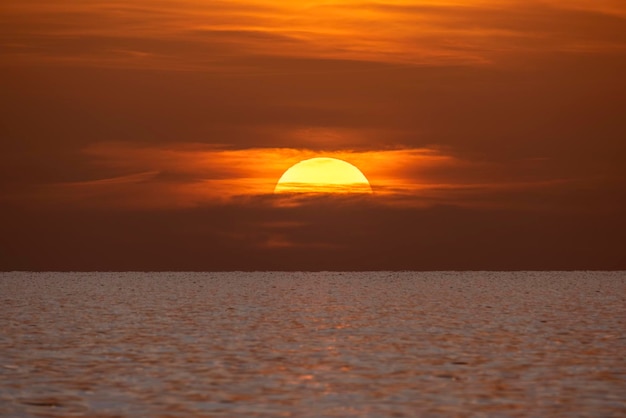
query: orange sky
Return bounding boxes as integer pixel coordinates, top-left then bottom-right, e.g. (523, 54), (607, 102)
(1, 1), (625, 270)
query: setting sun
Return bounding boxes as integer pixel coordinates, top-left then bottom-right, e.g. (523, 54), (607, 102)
(274, 157), (372, 194)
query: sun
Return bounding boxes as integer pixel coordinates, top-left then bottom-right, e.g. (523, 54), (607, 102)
(274, 157), (372, 194)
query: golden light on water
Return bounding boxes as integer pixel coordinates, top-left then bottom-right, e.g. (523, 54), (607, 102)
(274, 157), (372, 194)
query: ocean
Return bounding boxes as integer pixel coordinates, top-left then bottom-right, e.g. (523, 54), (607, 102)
(1, 272), (624, 417)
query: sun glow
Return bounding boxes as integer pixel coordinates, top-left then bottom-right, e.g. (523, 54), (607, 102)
(274, 157), (372, 194)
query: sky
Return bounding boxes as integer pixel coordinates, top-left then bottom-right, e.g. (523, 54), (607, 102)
(1, 0), (625, 270)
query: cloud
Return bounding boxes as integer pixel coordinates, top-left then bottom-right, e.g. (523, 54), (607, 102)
(0, 141), (579, 211)
(3, 1), (624, 71)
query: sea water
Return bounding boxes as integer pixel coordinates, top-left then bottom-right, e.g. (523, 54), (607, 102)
(1, 272), (625, 417)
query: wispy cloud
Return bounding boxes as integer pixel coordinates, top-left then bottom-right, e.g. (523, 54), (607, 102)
(6, 141), (569, 210)
(3, 1), (624, 71)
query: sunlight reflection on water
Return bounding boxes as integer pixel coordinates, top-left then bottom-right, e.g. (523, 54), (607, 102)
(1, 272), (625, 417)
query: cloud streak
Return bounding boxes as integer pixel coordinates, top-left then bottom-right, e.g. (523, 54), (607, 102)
(2, 142), (571, 210)
(3, 1), (625, 71)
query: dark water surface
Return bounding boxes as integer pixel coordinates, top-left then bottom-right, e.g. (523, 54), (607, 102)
(1, 272), (625, 417)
